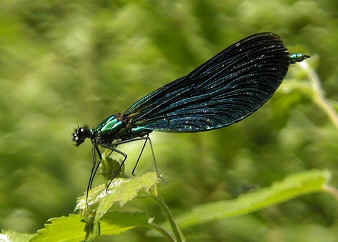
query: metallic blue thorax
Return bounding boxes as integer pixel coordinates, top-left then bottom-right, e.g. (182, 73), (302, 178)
(95, 114), (152, 143)
(96, 115), (123, 133)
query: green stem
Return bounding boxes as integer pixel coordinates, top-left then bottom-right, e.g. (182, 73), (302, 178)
(155, 196), (186, 242)
(298, 62), (338, 129)
(146, 223), (176, 242)
(84, 219), (100, 241)
(323, 185), (338, 200)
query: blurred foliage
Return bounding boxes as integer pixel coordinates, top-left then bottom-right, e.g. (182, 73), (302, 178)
(0, 0), (337, 241)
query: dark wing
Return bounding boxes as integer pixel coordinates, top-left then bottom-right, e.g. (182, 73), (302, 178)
(123, 32), (292, 132)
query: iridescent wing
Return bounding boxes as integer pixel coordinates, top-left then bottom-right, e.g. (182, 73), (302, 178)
(123, 32), (307, 132)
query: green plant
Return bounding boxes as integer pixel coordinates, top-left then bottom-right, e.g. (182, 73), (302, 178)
(1, 57), (338, 242)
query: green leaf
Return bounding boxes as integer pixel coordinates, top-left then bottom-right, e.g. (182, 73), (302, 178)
(95, 172), (159, 222)
(100, 151), (126, 181)
(30, 212), (150, 242)
(30, 214), (85, 242)
(100, 211), (150, 234)
(75, 172), (159, 222)
(0, 231), (33, 242)
(168, 170), (330, 229)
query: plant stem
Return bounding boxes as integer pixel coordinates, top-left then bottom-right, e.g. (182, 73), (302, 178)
(146, 223), (176, 242)
(155, 195), (186, 242)
(298, 62), (338, 129)
(84, 219), (100, 241)
(323, 185), (338, 200)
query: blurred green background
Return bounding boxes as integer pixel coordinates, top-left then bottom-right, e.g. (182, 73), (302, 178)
(1, 0), (338, 241)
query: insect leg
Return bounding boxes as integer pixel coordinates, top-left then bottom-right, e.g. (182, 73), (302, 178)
(131, 137), (148, 176)
(114, 136), (160, 179)
(101, 135), (161, 188)
(111, 147), (128, 179)
(112, 137), (149, 145)
(146, 135), (161, 179)
(86, 144), (103, 204)
(110, 137), (149, 176)
(101, 144), (127, 189)
(86, 145), (97, 203)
